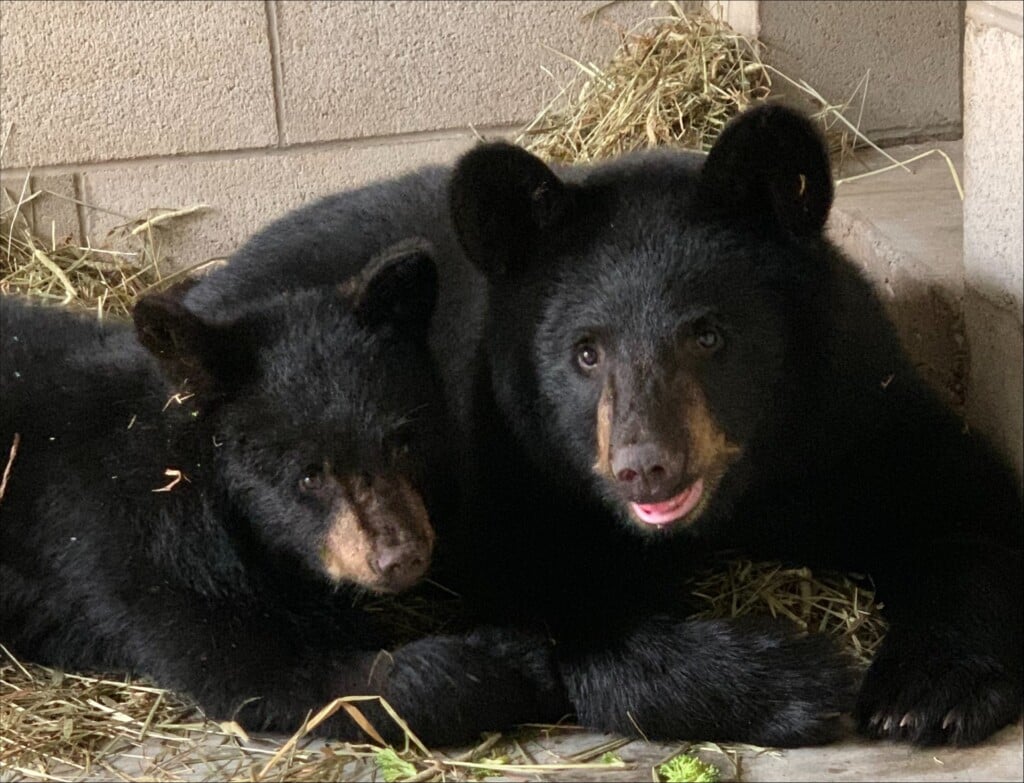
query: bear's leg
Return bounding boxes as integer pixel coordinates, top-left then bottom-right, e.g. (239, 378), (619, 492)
(856, 540), (1022, 746)
(559, 615), (859, 746)
(112, 594), (568, 745)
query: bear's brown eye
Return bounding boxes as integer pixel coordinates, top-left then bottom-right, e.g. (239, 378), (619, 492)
(576, 342), (601, 370)
(299, 469), (324, 493)
(696, 327), (721, 351)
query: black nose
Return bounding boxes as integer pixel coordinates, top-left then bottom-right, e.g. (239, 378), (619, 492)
(376, 541), (430, 591)
(611, 442), (683, 501)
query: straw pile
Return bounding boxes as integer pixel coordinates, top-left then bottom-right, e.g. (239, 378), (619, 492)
(1, 5), (890, 782)
(690, 561), (886, 666)
(1, 175), (209, 318)
(519, 2), (771, 162)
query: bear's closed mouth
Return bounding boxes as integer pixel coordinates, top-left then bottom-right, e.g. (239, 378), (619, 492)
(629, 478), (704, 526)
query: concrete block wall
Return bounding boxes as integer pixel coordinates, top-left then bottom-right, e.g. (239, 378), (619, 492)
(962, 0), (1023, 482)
(710, 0), (965, 142)
(0, 0), (653, 265)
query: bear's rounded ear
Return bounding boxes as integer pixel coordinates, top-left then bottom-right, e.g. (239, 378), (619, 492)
(350, 239), (438, 339)
(133, 293), (254, 394)
(696, 103), (833, 237)
(449, 142), (570, 279)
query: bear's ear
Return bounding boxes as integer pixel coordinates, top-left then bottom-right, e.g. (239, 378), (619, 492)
(449, 142), (571, 279)
(133, 293), (255, 394)
(696, 104), (833, 237)
(350, 239), (438, 339)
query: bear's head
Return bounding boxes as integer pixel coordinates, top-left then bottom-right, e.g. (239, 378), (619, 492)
(450, 104), (834, 535)
(133, 242), (445, 592)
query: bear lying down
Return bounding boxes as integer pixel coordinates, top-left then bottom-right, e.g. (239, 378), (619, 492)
(186, 103), (1023, 748)
(0, 246), (567, 746)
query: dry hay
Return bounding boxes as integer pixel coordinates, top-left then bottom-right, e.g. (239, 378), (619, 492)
(1, 174), (212, 319)
(0, 6), (892, 782)
(518, 0), (934, 186)
(690, 560), (886, 667)
(519, 2), (771, 163)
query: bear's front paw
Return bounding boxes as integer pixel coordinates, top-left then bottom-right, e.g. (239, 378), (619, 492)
(563, 617), (861, 747)
(856, 643), (1021, 746)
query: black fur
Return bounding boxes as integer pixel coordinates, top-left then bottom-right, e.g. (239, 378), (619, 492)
(183, 104), (1022, 747)
(0, 249), (568, 746)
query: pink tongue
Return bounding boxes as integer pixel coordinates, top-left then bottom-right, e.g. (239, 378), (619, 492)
(630, 478), (705, 526)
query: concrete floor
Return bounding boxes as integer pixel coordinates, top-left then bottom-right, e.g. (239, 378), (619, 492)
(492, 721), (1023, 782)
(45, 719), (1022, 782)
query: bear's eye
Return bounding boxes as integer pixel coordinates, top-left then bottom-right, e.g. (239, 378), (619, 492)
(695, 325), (722, 352)
(575, 341), (601, 371)
(298, 468), (324, 493)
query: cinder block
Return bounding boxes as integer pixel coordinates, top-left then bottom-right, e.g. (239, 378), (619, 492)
(79, 135), (476, 271)
(0, 1), (276, 168)
(963, 290), (1024, 487)
(963, 19), (1023, 322)
(274, 0), (652, 145)
(29, 175), (82, 246)
(759, 1), (962, 141)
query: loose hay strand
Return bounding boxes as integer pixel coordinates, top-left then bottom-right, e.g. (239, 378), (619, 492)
(0, 434), (20, 504)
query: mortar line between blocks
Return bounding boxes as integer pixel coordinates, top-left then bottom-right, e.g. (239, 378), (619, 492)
(264, 0), (286, 147)
(71, 174), (86, 246)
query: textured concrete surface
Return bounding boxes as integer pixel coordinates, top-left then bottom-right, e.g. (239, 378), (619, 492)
(0, 1), (277, 168)
(964, 291), (1024, 484)
(963, 14), (1024, 320)
(759, 0), (963, 142)
(47, 718), (1024, 782)
(273, 0), (651, 145)
(78, 134), (476, 269)
(27, 174), (81, 245)
(962, 1), (1023, 485)
(828, 141), (967, 410)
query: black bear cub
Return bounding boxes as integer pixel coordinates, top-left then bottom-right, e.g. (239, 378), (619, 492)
(0, 245), (567, 745)
(447, 107), (1023, 747)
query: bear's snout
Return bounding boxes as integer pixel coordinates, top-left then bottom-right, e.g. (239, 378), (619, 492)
(610, 441), (685, 503)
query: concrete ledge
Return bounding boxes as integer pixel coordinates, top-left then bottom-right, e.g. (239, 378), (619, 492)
(829, 141), (967, 410)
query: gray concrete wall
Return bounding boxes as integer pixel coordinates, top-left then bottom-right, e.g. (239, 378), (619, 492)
(0, 0), (652, 266)
(961, 0), (1023, 483)
(758, 0), (964, 143)
(2, 0), (970, 268)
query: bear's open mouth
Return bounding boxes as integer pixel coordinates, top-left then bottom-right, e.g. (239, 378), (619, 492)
(629, 478), (705, 526)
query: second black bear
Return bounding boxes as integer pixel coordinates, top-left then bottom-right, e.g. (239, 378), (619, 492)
(0, 246), (567, 745)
